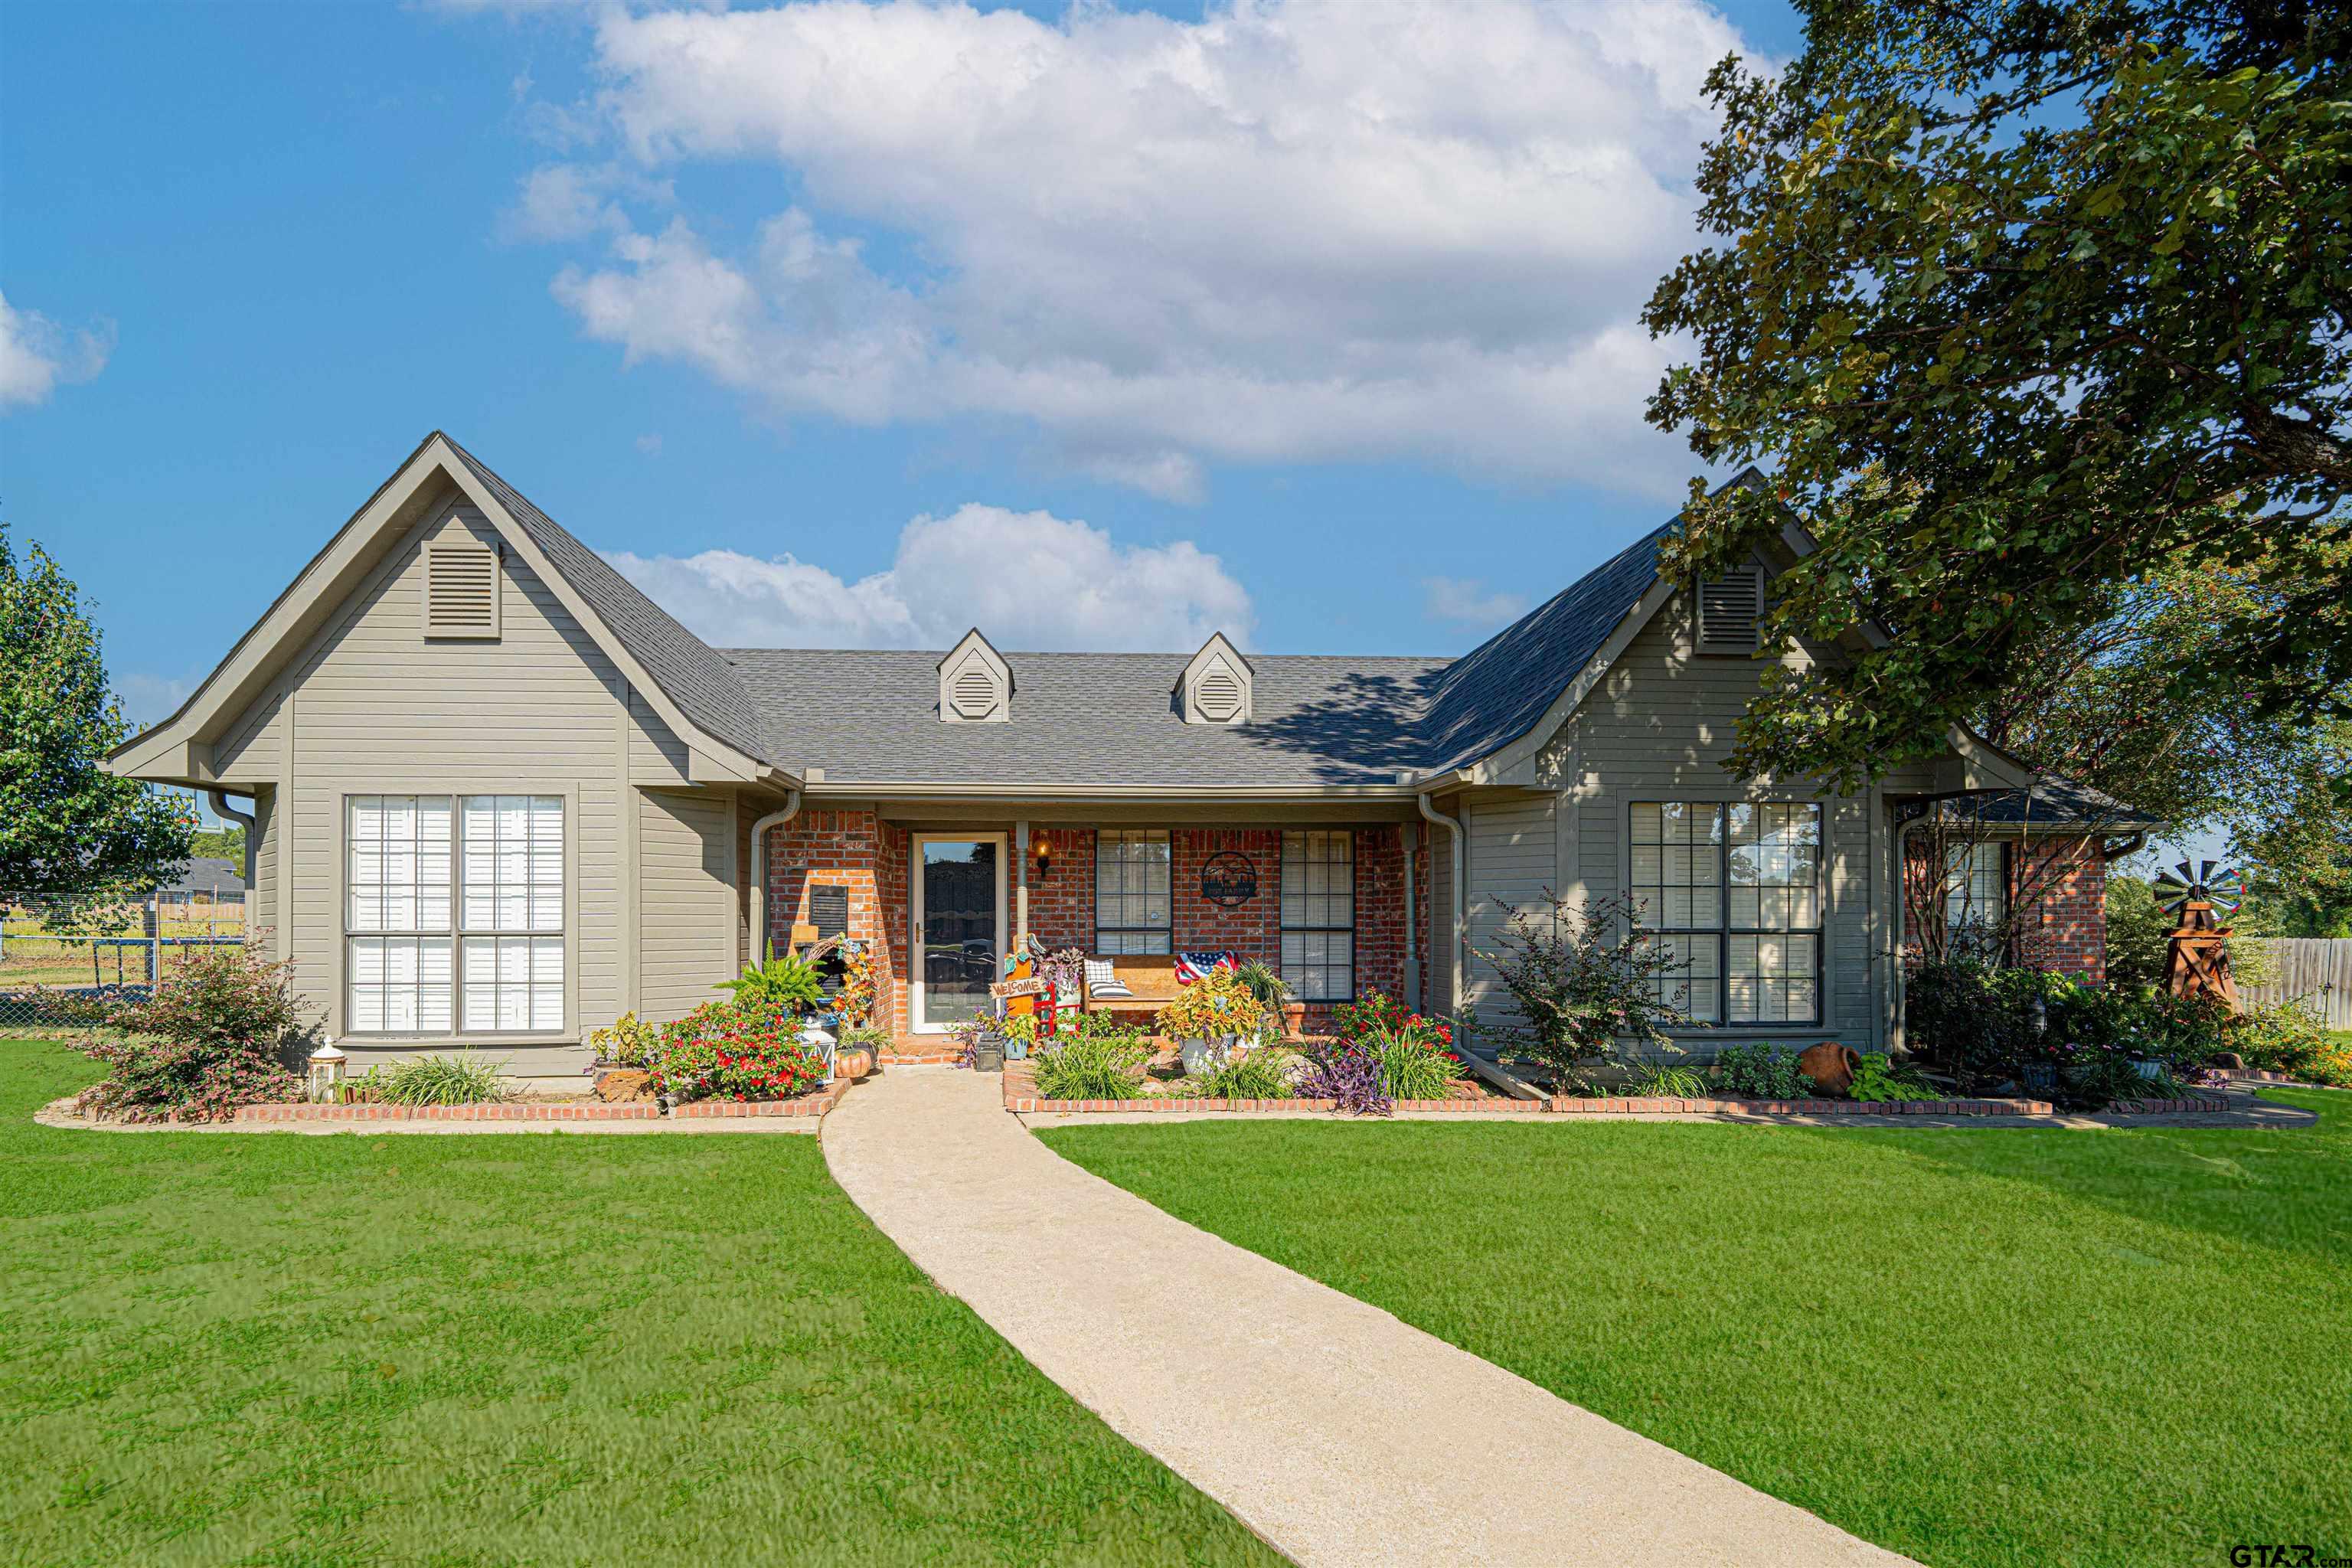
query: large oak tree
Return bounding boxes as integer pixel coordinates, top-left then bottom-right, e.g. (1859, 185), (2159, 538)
(1645, 0), (2350, 794)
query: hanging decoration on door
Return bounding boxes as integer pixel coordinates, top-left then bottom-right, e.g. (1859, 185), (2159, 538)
(1200, 851), (1258, 906)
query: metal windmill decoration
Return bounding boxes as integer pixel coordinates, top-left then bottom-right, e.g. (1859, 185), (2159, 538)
(2157, 859), (2243, 1012)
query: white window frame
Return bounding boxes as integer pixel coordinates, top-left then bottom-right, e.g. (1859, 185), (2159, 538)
(340, 790), (569, 1039)
(1280, 829), (1356, 1003)
(1631, 800), (1824, 1028)
(1094, 828), (1173, 954)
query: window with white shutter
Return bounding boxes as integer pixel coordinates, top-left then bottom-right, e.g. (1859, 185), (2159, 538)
(345, 792), (563, 1035)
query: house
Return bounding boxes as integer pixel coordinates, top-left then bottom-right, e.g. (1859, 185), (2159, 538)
(109, 433), (2145, 1082)
(154, 855), (247, 906)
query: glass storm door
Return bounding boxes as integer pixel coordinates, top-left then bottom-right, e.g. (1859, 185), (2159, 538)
(913, 835), (1004, 1031)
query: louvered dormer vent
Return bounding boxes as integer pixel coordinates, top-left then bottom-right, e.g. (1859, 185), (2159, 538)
(423, 543), (501, 640)
(1695, 568), (1762, 655)
(937, 629), (1012, 723)
(1194, 664), (1243, 721)
(950, 662), (999, 720)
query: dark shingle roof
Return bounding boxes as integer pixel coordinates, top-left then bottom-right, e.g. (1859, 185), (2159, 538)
(1946, 779), (2164, 831)
(448, 443), (1740, 790)
(728, 650), (1449, 786)
(442, 435), (779, 770)
(1415, 523), (1671, 776)
(155, 857), (245, 897)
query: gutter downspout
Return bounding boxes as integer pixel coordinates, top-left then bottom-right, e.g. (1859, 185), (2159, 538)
(1416, 788), (1465, 1017)
(205, 789), (259, 893)
(749, 789), (805, 966)
(2100, 831), (2148, 863)
(1400, 822), (1419, 1012)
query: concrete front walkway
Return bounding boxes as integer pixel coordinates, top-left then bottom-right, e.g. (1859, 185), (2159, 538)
(824, 1067), (1913, 1567)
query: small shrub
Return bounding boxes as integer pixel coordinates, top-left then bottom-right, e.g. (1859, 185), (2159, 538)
(1710, 1043), (1811, 1099)
(1294, 1040), (1393, 1116)
(586, 1011), (660, 1067)
(353, 1053), (508, 1106)
(1157, 969), (1261, 1042)
(75, 946), (310, 1122)
(2224, 1000), (2350, 1086)
(1472, 892), (1690, 1088)
(838, 1024), (893, 1053)
(1360, 1026), (1466, 1099)
(714, 952), (826, 1014)
(1028, 1027), (1153, 1101)
(1847, 1053), (1936, 1102)
(656, 1001), (828, 1102)
(1195, 1048), (1297, 1100)
(1331, 991), (1410, 1041)
(1627, 1063), (1710, 1097)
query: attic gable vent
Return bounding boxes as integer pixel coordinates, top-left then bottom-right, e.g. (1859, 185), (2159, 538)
(1696, 568), (1762, 655)
(1195, 665), (1243, 721)
(1180, 632), (1253, 725)
(950, 662), (999, 719)
(423, 543), (501, 639)
(937, 629), (1011, 723)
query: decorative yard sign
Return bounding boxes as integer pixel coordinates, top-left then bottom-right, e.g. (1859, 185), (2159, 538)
(1200, 851), (1258, 906)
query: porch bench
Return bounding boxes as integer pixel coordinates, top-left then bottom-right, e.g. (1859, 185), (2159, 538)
(1078, 954), (1182, 1020)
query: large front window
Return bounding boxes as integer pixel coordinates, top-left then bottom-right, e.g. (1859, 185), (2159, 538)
(345, 793), (563, 1034)
(1094, 829), (1171, 953)
(1280, 829), (1354, 1002)
(1632, 801), (1821, 1025)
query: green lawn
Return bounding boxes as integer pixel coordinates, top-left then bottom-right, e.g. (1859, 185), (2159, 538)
(0, 1041), (1276, 1567)
(1044, 1096), (2352, 1568)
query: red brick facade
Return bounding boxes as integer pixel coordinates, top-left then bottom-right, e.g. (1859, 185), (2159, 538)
(1901, 835), (2109, 983)
(765, 817), (1426, 1050)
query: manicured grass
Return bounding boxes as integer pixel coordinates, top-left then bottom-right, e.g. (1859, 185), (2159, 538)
(1044, 1097), (2352, 1568)
(0, 1041), (1276, 1567)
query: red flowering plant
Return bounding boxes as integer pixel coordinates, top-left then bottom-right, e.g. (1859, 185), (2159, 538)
(653, 1000), (829, 1103)
(1321, 989), (1466, 1101)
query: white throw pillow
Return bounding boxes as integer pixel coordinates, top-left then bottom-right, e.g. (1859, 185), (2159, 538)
(1083, 958), (1133, 998)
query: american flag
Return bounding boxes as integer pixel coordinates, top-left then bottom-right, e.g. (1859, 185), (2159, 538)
(1174, 951), (1238, 985)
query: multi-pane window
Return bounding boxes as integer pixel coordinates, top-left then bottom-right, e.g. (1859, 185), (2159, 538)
(345, 792), (562, 1035)
(347, 795), (453, 1033)
(1632, 801), (1821, 1025)
(1095, 829), (1172, 954)
(1280, 830), (1354, 1001)
(1944, 842), (2006, 929)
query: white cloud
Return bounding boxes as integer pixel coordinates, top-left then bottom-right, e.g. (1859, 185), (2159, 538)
(1420, 573), (1533, 629)
(115, 673), (194, 729)
(635, 431), (663, 455)
(511, 0), (1750, 497)
(603, 501), (1253, 651)
(1423, 576), (1531, 629)
(0, 291), (113, 411)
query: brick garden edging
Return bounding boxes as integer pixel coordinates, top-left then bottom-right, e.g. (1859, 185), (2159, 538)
(1547, 1095), (2054, 1116)
(237, 1102), (662, 1123)
(2104, 1095), (2230, 1114)
(671, 1078), (850, 1118)
(231, 1076), (853, 1124)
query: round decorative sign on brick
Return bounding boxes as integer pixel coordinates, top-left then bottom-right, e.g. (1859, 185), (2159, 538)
(1200, 851), (1258, 906)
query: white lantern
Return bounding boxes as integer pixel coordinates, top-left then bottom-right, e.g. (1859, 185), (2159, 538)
(799, 1018), (838, 1083)
(307, 1042), (348, 1103)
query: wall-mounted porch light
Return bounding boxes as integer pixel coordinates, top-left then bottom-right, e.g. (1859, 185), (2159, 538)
(1031, 836), (1054, 881)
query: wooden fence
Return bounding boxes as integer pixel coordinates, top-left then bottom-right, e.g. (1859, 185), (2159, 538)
(2241, 939), (2352, 1029)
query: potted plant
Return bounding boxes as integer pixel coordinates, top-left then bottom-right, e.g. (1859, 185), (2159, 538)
(1234, 960), (1298, 1043)
(1158, 969), (1259, 1076)
(956, 1014), (1006, 1073)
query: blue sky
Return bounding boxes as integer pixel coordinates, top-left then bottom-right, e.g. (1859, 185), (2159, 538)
(5, 0), (1806, 725)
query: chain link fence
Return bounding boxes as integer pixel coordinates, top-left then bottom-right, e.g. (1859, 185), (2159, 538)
(1, 893), (244, 1031)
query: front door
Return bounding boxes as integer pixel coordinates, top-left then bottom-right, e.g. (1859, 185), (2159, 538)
(911, 834), (1006, 1032)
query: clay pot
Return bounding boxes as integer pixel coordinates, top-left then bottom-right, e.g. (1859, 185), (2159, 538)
(1280, 1001), (1307, 1039)
(834, 1048), (874, 1081)
(1796, 1041), (1858, 1095)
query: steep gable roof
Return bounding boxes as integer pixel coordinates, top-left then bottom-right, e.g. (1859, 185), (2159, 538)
(108, 433), (792, 788)
(438, 436), (776, 769)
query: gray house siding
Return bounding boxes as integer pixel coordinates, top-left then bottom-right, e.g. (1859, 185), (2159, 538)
(1458, 588), (1886, 1054)
(202, 488), (734, 1075)
(638, 789), (737, 1024)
